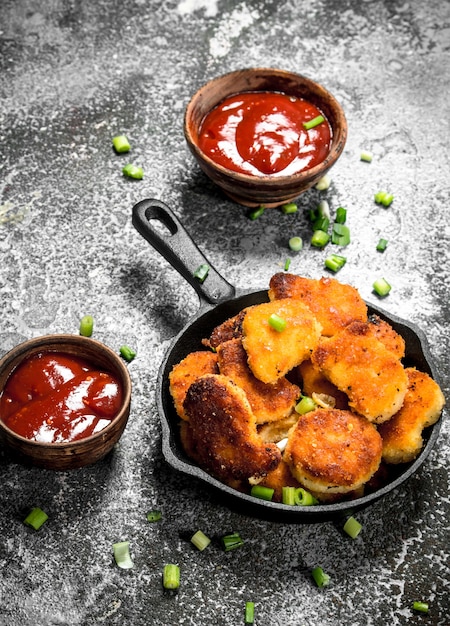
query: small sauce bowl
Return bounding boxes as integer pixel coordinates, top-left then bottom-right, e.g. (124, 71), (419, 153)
(184, 67), (348, 208)
(0, 335), (132, 470)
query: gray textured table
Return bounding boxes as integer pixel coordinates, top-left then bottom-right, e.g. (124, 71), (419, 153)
(1, 1), (449, 625)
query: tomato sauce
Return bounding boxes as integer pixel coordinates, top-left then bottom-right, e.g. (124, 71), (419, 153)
(198, 91), (332, 177)
(0, 352), (123, 443)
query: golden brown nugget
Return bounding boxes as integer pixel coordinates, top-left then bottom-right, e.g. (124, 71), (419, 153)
(297, 359), (349, 410)
(257, 413), (299, 443)
(378, 368), (445, 464)
(268, 273), (367, 336)
(242, 298), (322, 384)
(257, 460), (301, 502)
(183, 374), (281, 482)
(367, 314), (405, 359)
(217, 338), (300, 424)
(284, 408), (383, 498)
(169, 351), (219, 420)
(311, 321), (408, 423)
(202, 310), (246, 350)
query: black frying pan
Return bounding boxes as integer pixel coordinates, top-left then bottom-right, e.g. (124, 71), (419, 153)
(132, 198), (443, 523)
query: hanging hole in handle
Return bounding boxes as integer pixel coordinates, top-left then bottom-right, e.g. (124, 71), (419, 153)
(144, 204), (178, 237)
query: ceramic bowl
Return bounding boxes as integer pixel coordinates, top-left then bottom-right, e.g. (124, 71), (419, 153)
(184, 67), (347, 208)
(0, 334), (132, 470)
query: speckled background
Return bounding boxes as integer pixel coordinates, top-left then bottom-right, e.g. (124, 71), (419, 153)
(0, 0), (449, 625)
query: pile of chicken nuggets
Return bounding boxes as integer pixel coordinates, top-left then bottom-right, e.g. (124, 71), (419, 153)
(169, 273), (445, 503)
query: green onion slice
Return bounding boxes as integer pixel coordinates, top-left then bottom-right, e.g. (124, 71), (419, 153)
(332, 223), (350, 246)
(245, 601), (255, 624)
(335, 206), (347, 224)
(343, 516), (362, 538)
(315, 174), (331, 190)
(288, 236), (303, 252)
(191, 530), (211, 551)
(376, 238), (388, 252)
(79, 315), (94, 337)
(250, 485), (274, 501)
(120, 345), (136, 362)
(312, 566), (330, 588)
(112, 134), (131, 153)
(248, 206), (265, 220)
(303, 115), (325, 130)
(373, 278), (391, 297)
(360, 150), (373, 162)
(146, 510), (162, 522)
(113, 541), (134, 569)
(193, 263), (210, 283)
(281, 202), (298, 214)
(268, 313), (287, 332)
(412, 602), (429, 613)
(295, 395), (316, 415)
(284, 257), (291, 271)
(325, 254), (347, 273)
(23, 507), (48, 531)
(163, 564), (180, 589)
(294, 488), (318, 506)
(122, 164), (144, 179)
(221, 532), (244, 552)
(282, 486), (296, 506)
(374, 190), (394, 206)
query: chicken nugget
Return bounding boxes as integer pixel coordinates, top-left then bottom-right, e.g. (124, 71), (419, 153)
(242, 298), (322, 384)
(378, 368), (445, 464)
(183, 374), (281, 482)
(269, 273), (367, 336)
(297, 359), (349, 410)
(284, 408), (382, 498)
(367, 314), (405, 359)
(202, 310), (246, 349)
(257, 460), (301, 502)
(311, 321), (408, 423)
(217, 338), (300, 424)
(169, 351), (219, 420)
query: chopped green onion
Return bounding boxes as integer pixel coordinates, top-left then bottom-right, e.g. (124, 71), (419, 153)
(376, 238), (388, 252)
(343, 516), (362, 538)
(374, 190), (394, 206)
(120, 345), (136, 362)
(282, 486), (296, 506)
(360, 150), (373, 162)
(146, 510), (162, 522)
(268, 313), (287, 332)
(79, 314), (94, 337)
(245, 601), (255, 624)
(122, 164), (144, 179)
(250, 485), (274, 501)
(335, 206), (347, 224)
(281, 202), (298, 214)
(331, 223), (350, 246)
(284, 257), (291, 271)
(23, 507), (48, 531)
(325, 253), (347, 273)
(294, 487), (318, 506)
(248, 206), (265, 220)
(295, 395), (316, 415)
(191, 530), (211, 551)
(193, 263), (210, 283)
(113, 541), (134, 569)
(315, 174), (331, 190)
(311, 230), (330, 248)
(112, 134), (131, 153)
(303, 115), (325, 130)
(312, 566), (330, 588)
(288, 236), (303, 252)
(412, 602), (429, 613)
(221, 532), (244, 552)
(373, 278), (391, 297)
(163, 564), (180, 589)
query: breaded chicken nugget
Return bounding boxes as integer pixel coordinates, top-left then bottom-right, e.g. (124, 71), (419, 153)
(242, 299), (322, 384)
(183, 374), (281, 482)
(217, 338), (300, 424)
(257, 460), (301, 502)
(297, 359), (349, 410)
(311, 321), (408, 423)
(169, 351), (219, 420)
(367, 314), (405, 359)
(378, 368), (445, 463)
(202, 310), (246, 350)
(268, 273), (367, 336)
(284, 408), (383, 498)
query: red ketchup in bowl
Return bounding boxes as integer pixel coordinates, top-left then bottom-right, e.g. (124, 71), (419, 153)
(0, 352), (123, 443)
(198, 91), (332, 177)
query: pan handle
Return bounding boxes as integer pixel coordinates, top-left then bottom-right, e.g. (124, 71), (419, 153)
(132, 198), (236, 306)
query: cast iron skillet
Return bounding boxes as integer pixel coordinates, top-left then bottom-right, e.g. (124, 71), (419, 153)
(132, 198), (443, 524)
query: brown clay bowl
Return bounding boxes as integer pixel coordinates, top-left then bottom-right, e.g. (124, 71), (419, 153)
(0, 334), (132, 470)
(184, 67), (347, 208)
